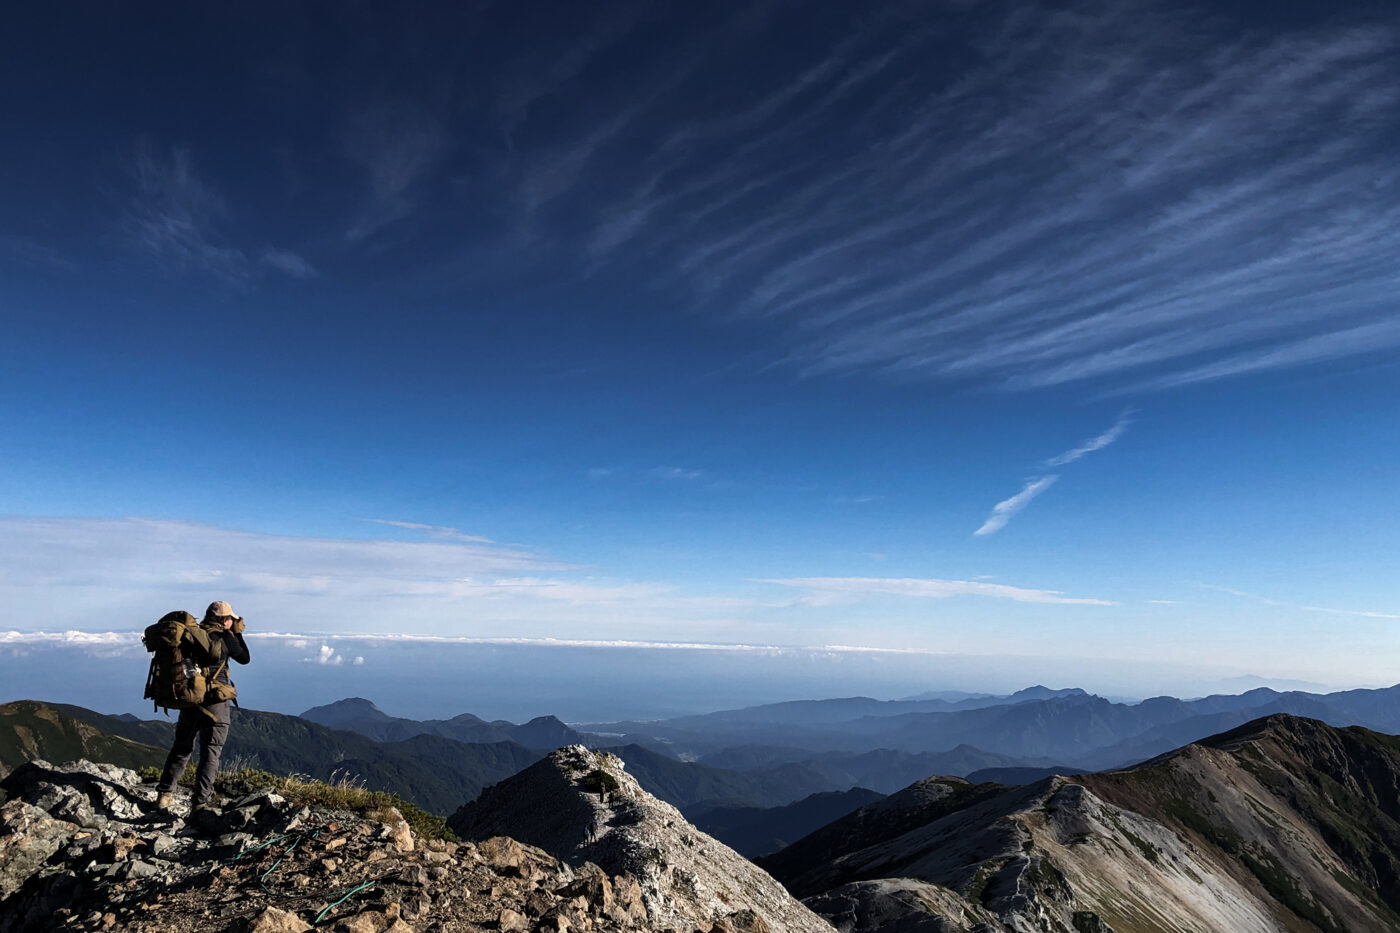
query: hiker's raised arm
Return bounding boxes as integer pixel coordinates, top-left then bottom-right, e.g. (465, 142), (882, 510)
(226, 625), (250, 665)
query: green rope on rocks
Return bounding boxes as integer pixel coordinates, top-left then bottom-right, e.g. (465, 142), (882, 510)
(233, 833), (291, 859)
(259, 835), (303, 891)
(226, 825), (377, 924)
(313, 881), (376, 925)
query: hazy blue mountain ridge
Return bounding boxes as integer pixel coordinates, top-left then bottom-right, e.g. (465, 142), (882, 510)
(299, 697), (593, 749)
(581, 682), (1400, 768)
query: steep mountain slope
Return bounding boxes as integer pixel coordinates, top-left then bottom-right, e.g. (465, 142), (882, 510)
(0, 702), (166, 777)
(767, 714), (1400, 932)
(758, 776), (1012, 896)
(449, 745), (838, 933)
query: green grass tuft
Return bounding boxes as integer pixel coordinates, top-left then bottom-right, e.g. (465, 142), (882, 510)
(582, 768), (620, 795)
(137, 764), (457, 841)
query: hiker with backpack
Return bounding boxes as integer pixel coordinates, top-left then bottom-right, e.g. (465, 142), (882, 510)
(150, 600), (250, 815)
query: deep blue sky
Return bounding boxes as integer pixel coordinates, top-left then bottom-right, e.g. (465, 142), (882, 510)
(3, 0), (1399, 709)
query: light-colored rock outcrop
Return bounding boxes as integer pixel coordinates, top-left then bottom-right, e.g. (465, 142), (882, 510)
(451, 745), (838, 933)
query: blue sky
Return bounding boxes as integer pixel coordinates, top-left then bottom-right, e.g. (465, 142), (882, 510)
(3, 0), (1399, 711)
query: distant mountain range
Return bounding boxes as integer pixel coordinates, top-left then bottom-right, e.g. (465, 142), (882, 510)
(8, 678), (1400, 872)
(580, 682), (1400, 772)
(299, 697), (592, 749)
(1, 701), (870, 827)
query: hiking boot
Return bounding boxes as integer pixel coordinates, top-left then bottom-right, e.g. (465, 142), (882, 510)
(156, 792), (176, 811)
(188, 803), (221, 835)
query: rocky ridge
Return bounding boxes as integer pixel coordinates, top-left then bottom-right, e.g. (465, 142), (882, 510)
(766, 714), (1400, 932)
(0, 756), (776, 933)
(450, 746), (837, 933)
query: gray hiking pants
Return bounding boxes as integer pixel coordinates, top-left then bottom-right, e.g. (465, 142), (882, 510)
(156, 701), (231, 806)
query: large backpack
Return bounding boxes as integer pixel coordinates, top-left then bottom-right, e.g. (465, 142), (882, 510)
(142, 610), (224, 715)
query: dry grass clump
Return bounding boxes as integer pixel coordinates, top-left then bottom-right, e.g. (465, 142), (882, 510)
(136, 764), (458, 841)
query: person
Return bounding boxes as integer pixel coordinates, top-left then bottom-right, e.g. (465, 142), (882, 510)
(155, 600), (250, 814)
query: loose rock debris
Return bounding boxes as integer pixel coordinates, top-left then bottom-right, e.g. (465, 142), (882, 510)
(0, 759), (774, 932)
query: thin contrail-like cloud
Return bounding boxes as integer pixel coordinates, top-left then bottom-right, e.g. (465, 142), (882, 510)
(1044, 411), (1135, 467)
(1202, 584), (1400, 621)
(974, 476), (1060, 537)
(975, 412), (1133, 535)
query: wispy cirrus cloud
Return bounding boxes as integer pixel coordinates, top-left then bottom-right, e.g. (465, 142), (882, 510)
(525, 2), (1400, 392)
(761, 576), (1113, 606)
(362, 519), (494, 544)
(258, 247), (318, 279)
(975, 411), (1133, 536)
(343, 101), (449, 243)
(585, 465), (707, 483)
(1044, 411), (1135, 468)
(125, 145), (315, 284)
(1203, 584), (1400, 621)
(0, 516), (772, 638)
(0, 516), (567, 598)
(0, 234), (77, 270)
(126, 145), (249, 282)
(0, 628), (949, 657)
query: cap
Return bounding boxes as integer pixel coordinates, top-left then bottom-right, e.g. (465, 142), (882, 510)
(207, 600), (240, 620)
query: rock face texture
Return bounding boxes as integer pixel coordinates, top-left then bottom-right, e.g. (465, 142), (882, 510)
(765, 714), (1400, 932)
(450, 746), (837, 933)
(0, 757), (733, 933)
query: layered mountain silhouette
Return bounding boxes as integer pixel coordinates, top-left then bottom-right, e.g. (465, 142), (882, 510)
(3, 701), (863, 827)
(300, 697), (593, 749)
(582, 682), (1400, 773)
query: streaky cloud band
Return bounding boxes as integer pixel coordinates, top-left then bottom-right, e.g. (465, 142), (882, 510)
(0, 629), (951, 656)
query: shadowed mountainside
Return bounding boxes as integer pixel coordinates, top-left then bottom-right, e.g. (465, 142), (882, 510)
(0, 702), (166, 778)
(764, 714), (1400, 932)
(690, 787), (887, 857)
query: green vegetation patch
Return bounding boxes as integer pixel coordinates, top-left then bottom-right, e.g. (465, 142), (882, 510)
(137, 765), (458, 841)
(582, 768), (620, 795)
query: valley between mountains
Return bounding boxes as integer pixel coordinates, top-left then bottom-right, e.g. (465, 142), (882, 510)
(4, 684), (1400, 931)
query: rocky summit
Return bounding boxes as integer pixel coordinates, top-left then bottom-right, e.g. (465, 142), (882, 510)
(0, 756), (769, 933)
(765, 714), (1400, 932)
(449, 746), (836, 933)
